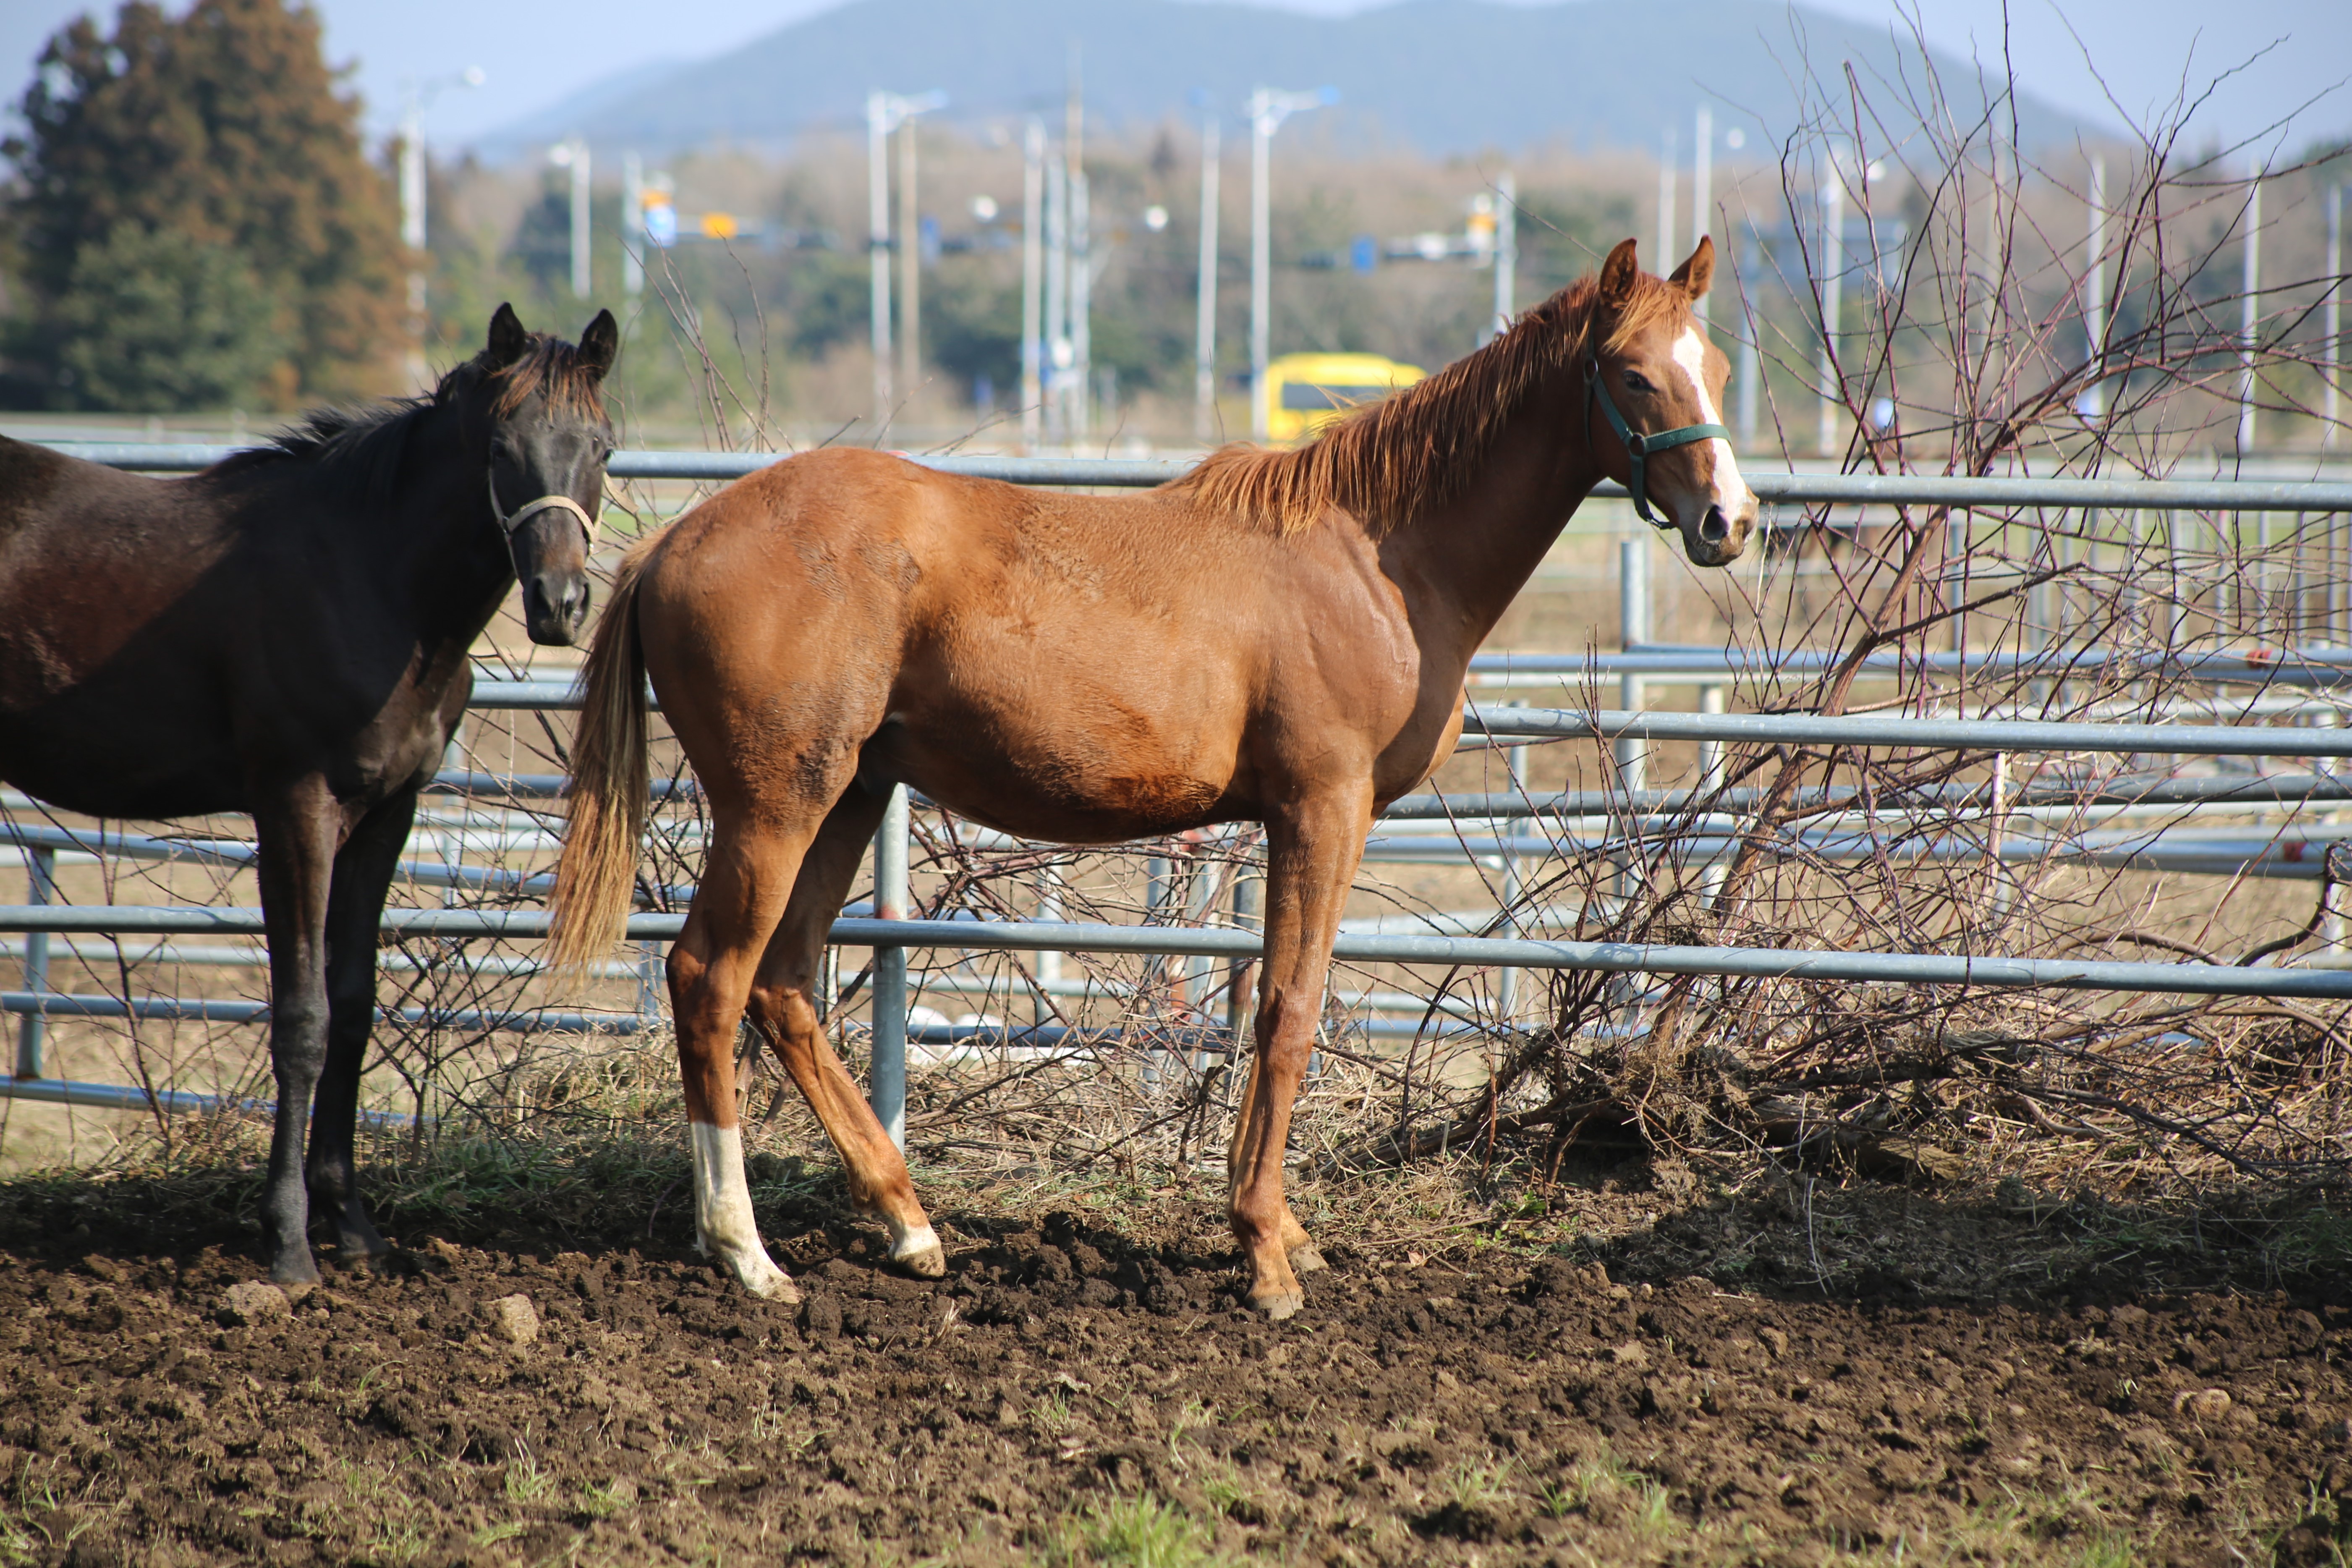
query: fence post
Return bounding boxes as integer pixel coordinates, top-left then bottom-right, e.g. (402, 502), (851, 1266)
(871, 783), (910, 1150)
(1616, 540), (1649, 917)
(1499, 710), (1527, 1024)
(1617, 539), (1649, 792)
(1224, 864), (1259, 1046)
(15, 848), (54, 1080)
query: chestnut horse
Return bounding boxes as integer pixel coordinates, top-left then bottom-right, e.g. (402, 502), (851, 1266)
(548, 239), (1754, 1317)
(0, 306), (615, 1285)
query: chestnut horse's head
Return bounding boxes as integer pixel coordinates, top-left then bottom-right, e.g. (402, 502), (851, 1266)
(475, 303), (617, 646)
(1583, 237), (1757, 567)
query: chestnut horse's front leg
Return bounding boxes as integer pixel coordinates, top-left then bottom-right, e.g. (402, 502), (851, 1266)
(1228, 780), (1374, 1319)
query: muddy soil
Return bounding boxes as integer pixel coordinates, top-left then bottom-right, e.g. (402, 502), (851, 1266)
(3, 1189), (2351, 1567)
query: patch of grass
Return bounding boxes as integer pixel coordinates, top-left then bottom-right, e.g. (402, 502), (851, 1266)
(502, 1458), (552, 1505)
(470, 1519), (526, 1547)
(1031, 1494), (1229, 1568)
(574, 1479), (633, 1521)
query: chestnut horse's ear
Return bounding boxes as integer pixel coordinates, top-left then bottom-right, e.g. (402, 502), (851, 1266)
(578, 310), (619, 380)
(1597, 238), (1641, 314)
(486, 303), (529, 368)
(1668, 235), (1716, 300)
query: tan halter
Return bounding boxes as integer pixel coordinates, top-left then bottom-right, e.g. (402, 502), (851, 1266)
(487, 469), (595, 546)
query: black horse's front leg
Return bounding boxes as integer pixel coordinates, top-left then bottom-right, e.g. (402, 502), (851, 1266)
(305, 783), (421, 1262)
(253, 777), (343, 1285)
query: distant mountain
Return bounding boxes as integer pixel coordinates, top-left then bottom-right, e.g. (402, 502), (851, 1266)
(469, 0), (2097, 162)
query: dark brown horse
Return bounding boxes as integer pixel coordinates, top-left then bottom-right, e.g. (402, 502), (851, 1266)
(0, 305), (615, 1285)
(548, 239), (1754, 1317)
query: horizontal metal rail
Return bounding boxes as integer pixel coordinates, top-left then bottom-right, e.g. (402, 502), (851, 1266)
(0, 1073), (419, 1126)
(4, 906), (2352, 999)
(1483, 644), (2352, 687)
(44, 442), (2352, 511)
(453, 682), (2352, 762)
(0, 988), (646, 1036)
(400, 768), (2352, 819)
(1465, 707), (2352, 756)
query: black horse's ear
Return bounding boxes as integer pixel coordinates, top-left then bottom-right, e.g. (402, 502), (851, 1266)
(486, 303), (529, 368)
(578, 309), (619, 380)
(1597, 238), (1640, 313)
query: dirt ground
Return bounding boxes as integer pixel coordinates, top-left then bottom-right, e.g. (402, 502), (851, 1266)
(4, 1162), (2352, 1568)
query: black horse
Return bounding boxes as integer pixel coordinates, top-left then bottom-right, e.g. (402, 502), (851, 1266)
(0, 304), (616, 1284)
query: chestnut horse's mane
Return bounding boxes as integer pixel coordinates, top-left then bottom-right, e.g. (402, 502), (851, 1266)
(1166, 267), (1693, 537)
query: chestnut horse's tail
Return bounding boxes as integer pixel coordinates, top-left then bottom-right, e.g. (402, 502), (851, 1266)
(547, 533), (662, 979)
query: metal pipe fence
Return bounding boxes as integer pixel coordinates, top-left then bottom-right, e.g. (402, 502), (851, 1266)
(16, 444), (2352, 1138)
(42, 441), (2352, 512)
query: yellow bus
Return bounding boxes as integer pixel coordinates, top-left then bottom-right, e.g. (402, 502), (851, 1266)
(1261, 352), (1426, 445)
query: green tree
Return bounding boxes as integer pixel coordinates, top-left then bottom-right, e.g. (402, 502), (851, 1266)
(50, 221), (289, 408)
(1, 0), (405, 410)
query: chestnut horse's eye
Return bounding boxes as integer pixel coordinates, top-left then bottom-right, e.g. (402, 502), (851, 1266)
(1622, 369), (1656, 395)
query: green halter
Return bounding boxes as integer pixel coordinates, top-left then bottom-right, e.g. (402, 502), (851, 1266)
(1584, 356), (1731, 530)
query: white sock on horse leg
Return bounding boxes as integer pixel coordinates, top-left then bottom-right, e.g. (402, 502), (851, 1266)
(691, 1120), (797, 1300)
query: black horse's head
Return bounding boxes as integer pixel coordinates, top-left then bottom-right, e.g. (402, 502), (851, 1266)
(474, 303), (617, 646)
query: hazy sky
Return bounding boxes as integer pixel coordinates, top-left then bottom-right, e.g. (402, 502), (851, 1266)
(3, 0), (2347, 154)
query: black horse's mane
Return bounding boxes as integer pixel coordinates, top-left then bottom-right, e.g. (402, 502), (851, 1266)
(205, 335), (605, 506)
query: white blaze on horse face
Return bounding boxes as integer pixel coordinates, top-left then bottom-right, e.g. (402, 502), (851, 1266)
(1669, 326), (1753, 518)
(691, 1121), (798, 1301)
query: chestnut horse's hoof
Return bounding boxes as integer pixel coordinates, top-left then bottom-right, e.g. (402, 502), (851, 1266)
(890, 1225), (947, 1279)
(745, 1266), (802, 1304)
(1251, 1284), (1306, 1321)
(1287, 1243), (1329, 1276)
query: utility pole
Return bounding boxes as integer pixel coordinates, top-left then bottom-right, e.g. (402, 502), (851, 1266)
(1690, 106), (1711, 328)
(546, 138), (591, 301)
(2240, 154), (2262, 455)
(396, 67), (481, 387)
(1194, 105), (1222, 441)
(2328, 182), (2343, 449)
(1818, 146), (1844, 458)
(2081, 156), (2107, 419)
(1655, 123), (1676, 270)
(898, 112), (921, 409)
(1248, 84), (1337, 442)
(622, 152), (644, 298)
(1491, 170), (1516, 340)
(1737, 225), (1761, 447)
(1045, 147), (1068, 442)
(1021, 118), (1045, 450)
(1067, 49), (1091, 445)
(865, 88), (946, 432)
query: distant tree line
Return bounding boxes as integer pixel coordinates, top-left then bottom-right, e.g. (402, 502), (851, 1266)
(0, 0), (405, 412)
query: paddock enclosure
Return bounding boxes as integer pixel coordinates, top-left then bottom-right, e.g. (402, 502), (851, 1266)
(7, 433), (2352, 1560)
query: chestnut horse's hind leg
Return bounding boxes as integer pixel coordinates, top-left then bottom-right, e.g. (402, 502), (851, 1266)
(667, 809), (813, 1302)
(250, 776), (343, 1287)
(1228, 784), (1374, 1319)
(744, 783), (944, 1278)
(305, 785), (423, 1262)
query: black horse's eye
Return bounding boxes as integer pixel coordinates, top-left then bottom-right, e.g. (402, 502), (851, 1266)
(1622, 369), (1656, 395)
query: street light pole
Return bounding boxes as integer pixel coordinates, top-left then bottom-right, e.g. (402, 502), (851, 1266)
(395, 66), (482, 388)
(1492, 170), (1516, 340)
(1248, 84), (1336, 442)
(899, 112), (921, 409)
(2240, 154), (2263, 455)
(1818, 144), (1845, 458)
(866, 88), (947, 433)
(1690, 106), (1711, 329)
(1194, 107), (1221, 442)
(547, 137), (591, 301)
(1021, 118), (1045, 451)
